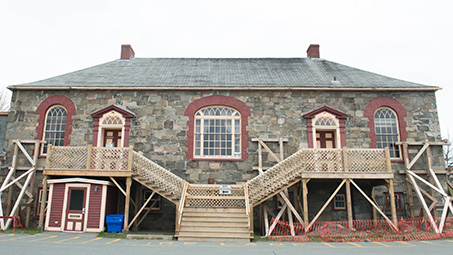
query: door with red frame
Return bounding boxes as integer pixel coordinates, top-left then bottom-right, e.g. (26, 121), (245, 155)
(316, 131), (336, 148)
(65, 187), (87, 231)
(104, 129), (122, 147)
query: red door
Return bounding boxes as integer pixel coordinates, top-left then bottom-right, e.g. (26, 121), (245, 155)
(103, 130), (122, 147)
(65, 187), (87, 231)
(316, 131), (336, 148)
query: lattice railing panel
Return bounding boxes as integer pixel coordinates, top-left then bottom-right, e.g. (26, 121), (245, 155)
(186, 198), (245, 208)
(185, 185), (246, 208)
(247, 148), (389, 205)
(90, 147), (130, 171)
(347, 149), (387, 172)
(304, 149), (343, 172)
(48, 146), (88, 170)
(132, 152), (185, 199)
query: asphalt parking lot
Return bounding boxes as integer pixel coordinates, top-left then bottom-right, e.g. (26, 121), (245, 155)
(1, 232), (453, 255)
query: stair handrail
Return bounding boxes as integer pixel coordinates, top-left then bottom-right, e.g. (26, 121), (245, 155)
(246, 148), (388, 206)
(176, 182), (189, 233)
(131, 151), (187, 199)
(244, 183), (251, 234)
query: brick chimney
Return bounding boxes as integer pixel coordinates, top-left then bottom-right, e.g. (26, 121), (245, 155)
(120, 44), (135, 60)
(306, 44), (320, 58)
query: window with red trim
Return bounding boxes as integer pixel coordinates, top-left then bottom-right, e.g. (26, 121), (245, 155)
(185, 95), (250, 161)
(385, 192), (403, 211)
(364, 97), (408, 160)
(35, 95), (76, 155)
(333, 193), (346, 210)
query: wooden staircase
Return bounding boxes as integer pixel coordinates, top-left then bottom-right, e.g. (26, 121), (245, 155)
(177, 207), (251, 242)
(133, 176), (180, 204)
(175, 185), (253, 242)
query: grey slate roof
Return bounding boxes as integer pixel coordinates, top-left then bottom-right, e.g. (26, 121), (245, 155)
(10, 58), (436, 90)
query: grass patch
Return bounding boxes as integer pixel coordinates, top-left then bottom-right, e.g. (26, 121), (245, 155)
(97, 232), (127, 239)
(0, 228), (43, 235)
(253, 234), (268, 242)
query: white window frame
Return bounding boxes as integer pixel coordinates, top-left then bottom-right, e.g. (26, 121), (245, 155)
(193, 106), (241, 159)
(311, 111), (340, 149)
(41, 105), (68, 155)
(97, 111), (126, 147)
(374, 107), (401, 159)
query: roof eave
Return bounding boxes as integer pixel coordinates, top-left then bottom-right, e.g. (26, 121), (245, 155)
(7, 86), (441, 92)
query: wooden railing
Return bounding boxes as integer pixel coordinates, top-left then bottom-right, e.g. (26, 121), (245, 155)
(246, 148), (391, 206)
(46, 145), (187, 199)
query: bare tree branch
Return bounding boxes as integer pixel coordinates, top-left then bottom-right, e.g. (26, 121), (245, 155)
(0, 87), (11, 111)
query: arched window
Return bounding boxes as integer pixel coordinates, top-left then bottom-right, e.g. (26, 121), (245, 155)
(374, 108), (400, 158)
(35, 95), (76, 156)
(194, 106), (241, 158)
(42, 106), (67, 154)
(364, 97), (408, 160)
(185, 95), (251, 161)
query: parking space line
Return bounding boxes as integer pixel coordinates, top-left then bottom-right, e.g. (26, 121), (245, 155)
(323, 242), (335, 248)
(0, 234), (15, 238)
(374, 242), (390, 247)
(421, 241), (436, 245)
(2, 235), (32, 241)
(81, 237), (103, 244)
(397, 241), (416, 247)
(53, 236), (81, 243)
(347, 242), (363, 247)
(105, 238), (121, 244)
(29, 235), (58, 242)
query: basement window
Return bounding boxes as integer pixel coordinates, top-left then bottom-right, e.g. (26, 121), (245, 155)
(333, 193), (346, 210)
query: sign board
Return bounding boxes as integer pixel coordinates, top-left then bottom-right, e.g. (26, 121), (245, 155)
(219, 185), (232, 195)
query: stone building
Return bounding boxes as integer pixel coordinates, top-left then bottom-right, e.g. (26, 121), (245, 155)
(1, 44), (446, 236)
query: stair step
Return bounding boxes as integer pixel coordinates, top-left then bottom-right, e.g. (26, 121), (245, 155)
(177, 236), (250, 242)
(176, 231), (251, 238)
(183, 207), (246, 213)
(182, 212), (248, 218)
(181, 218), (248, 224)
(179, 225), (249, 232)
(181, 221), (249, 227)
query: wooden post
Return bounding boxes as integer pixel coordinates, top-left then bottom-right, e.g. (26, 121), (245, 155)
(343, 148), (349, 172)
(425, 142), (437, 217)
(123, 177), (132, 231)
(6, 144), (19, 215)
(86, 145), (93, 169)
(346, 179), (353, 229)
(25, 141), (40, 228)
(384, 147), (392, 173)
(302, 179), (309, 225)
(402, 142), (415, 218)
(127, 146), (134, 172)
(371, 187), (377, 220)
(38, 175), (48, 230)
(388, 179), (398, 226)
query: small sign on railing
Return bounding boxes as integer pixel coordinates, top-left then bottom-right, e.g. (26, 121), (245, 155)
(219, 185), (232, 195)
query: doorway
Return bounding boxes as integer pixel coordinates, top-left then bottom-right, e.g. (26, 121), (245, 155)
(316, 131), (336, 148)
(64, 187), (87, 231)
(103, 129), (122, 147)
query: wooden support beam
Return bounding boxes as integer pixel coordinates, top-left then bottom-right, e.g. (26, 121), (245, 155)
(302, 179), (309, 224)
(38, 175), (48, 230)
(267, 203), (287, 236)
(25, 141), (40, 228)
(371, 187), (377, 220)
(407, 143), (429, 170)
(127, 191), (155, 229)
(388, 179), (398, 226)
(346, 180), (353, 229)
(403, 142), (415, 218)
(306, 179), (346, 232)
(123, 177), (132, 231)
(257, 139), (281, 163)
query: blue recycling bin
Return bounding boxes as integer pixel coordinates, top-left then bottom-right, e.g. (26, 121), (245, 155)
(106, 214), (124, 233)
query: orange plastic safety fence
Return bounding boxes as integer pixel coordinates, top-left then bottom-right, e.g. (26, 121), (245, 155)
(268, 217), (453, 242)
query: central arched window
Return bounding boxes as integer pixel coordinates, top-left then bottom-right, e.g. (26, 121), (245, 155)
(42, 105), (67, 154)
(194, 106), (241, 158)
(374, 107), (400, 158)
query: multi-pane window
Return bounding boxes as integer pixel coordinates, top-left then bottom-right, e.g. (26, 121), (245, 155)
(374, 108), (400, 158)
(194, 106), (241, 158)
(333, 193), (346, 210)
(42, 105), (67, 154)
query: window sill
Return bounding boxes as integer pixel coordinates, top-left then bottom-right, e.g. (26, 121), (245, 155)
(191, 157), (243, 161)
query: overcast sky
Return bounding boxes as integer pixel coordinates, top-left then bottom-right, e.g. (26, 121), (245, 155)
(1, 0), (452, 139)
